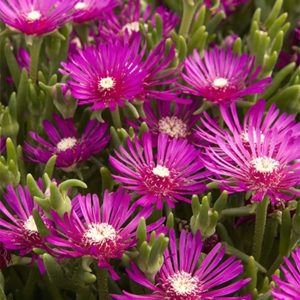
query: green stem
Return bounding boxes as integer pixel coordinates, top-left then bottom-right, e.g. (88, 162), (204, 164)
(97, 268), (109, 300)
(111, 107), (122, 129)
(267, 255), (283, 276)
(252, 196), (269, 262)
(179, 0), (198, 38)
(29, 36), (43, 83)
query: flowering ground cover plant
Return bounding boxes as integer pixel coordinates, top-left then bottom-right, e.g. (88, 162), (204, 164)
(0, 0), (299, 299)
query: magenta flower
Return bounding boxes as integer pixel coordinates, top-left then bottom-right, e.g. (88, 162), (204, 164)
(46, 189), (163, 279)
(181, 48), (271, 105)
(113, 229), (250, 299)
(196, 99), (300, 147)
(0, 0), (77, 36)
(72, 0), (117, 24)
(198, 102), (300, 202)
(0, 185), (51, 260)
(109, 133), (207, 209)
(205, 0), (249, 14)
(61, 38), (146, 111)
(100, 0), (179, 40)
(129, 101), (200, 142)
(0, 137), (6, 154)
(24, 114), (109, 171)
(272, 247), (300, 300)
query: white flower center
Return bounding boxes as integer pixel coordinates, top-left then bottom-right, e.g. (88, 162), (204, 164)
(74, 1), (87, 10)
(158, 116), (189, 139)
(56, 137), (77, 152)
(152, 165), (170, 177)
(98, 77), (115, 90)
(241, 130), (265, 144)
(121, 21), (140, 34)
(167, 271), (199, 296)
(83, 223), (117, 245)
(26, 10), (42, 22)
(212, 77), (228, 88)
(23, 216), (38, 232)
(251, 156), (280, 173)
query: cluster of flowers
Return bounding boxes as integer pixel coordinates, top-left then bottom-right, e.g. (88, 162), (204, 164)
(0, 0), (299, 299)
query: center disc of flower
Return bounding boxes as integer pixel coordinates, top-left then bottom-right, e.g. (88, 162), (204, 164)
(121, 21), (140, 34)
(158, 116), (189, 139)
(212, 77), (228, 88)
(26, 10), (42, 22)
(98, 77), (115, 90)
(23, 215), (38, 233)
(83, 223), (117, 246)
(166, 271), (200, 297)
(251, 156), (280, 173)
(74, 1), (87, 10)
(56, 137), (77, 152)
(152, 165), (170, 177)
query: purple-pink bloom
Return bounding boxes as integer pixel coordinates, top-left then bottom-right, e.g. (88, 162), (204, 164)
(0, 137), (6, 155)
(99, 0), (179, 41)
(0, 185), (51, 260)
(46, 189), (163, 279)
(272, 247), (300, 300)
(181, 48), (271, 105)
(24, 114), (109, 171)
(198, 100), (300, 203)
(205, 0), (249, 14)
(109, 133), (207, 209)
(72, 0), (117, 24)
(0, 0), (77, 36)
(113, 229), (250, 299)
(128, 101), (200, 142)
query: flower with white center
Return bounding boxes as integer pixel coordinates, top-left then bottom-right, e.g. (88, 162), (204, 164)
(98, 77), (115, 90)
(26, 10), (42, 22)
(212, 77), (228, 88)
(56, 137), (77, 152)
(158, 116), (189, 139)
(251, 157), (280, 173)
(74, 1), (87, 10)
(167, 271), (199, 296)
(23, 215), (38, 233)
(83, 223), (117, 246)
(152, 165), (170, 178)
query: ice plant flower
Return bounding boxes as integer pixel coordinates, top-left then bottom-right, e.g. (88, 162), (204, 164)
(205, 0), (249, 14)
(113, 229), (250, 299)
(272, 247), (300, 300)
(99, 0), (179, 41)
(46, 189), (163, 279)
(181, 48), (271, 105)
(0, 0), (77, 35)
(196, 99), (300, 147)
(24, 114), (109, 171)
(0, 185), (51, 263)
(72, 0), (117, 24)
(109, 133), (207, 209)
(199, 107), (300, 202)
(128, 101), (200, 142)
(61, 38), (146, 110)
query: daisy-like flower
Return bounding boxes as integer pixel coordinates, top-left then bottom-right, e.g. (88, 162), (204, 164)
(199, 105), (300, 202)
(113, 229), (250, 299)
(0, 185), (51, 261)
(61, 38), (146, 111)
(46, 189), (163, 279)
(24, 114), (109, 171)
(272, 247), (300, 300)
(109, 133), (207, 209)
(181, 48), (271, 105)
(99, 0), (179, 41)
(205, 0), (249, 14)
(0, 0), (77, 36)
(72, 0), (117, 24)
(129, 101), (200, 142)
(61, 37), (183, 111)
(196, 99), (300, 147)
